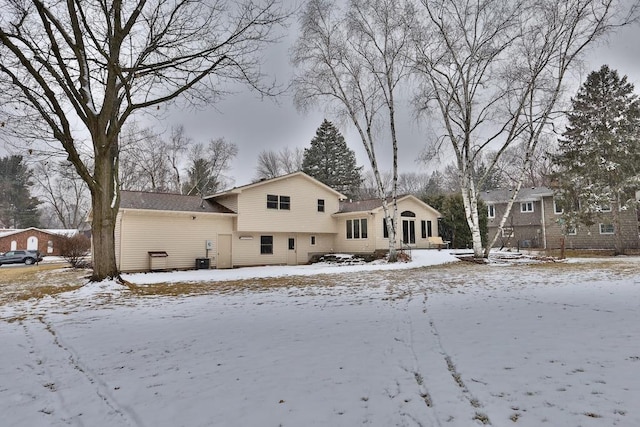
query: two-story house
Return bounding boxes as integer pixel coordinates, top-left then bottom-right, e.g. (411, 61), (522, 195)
(482, 187), (640, 251)
(114, 172), (442, 272)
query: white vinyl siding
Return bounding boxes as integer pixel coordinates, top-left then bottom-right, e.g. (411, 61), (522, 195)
(115, 210), (234, 272)
(235, 175), (340, 233)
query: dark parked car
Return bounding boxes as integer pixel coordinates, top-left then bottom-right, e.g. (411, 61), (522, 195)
(0, 250), (43, 266)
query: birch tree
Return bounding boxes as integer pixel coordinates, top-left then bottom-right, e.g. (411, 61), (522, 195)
(413, 0), (637, 258)
(292, 0), (415, 261)
(0, 0), (286, 280)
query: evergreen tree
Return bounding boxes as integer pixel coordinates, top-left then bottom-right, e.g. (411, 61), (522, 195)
(552, 65), (640, 253)
(0, 155), (41, 228)
(425, 193), (487, 249)
(302, 120), (363, 198)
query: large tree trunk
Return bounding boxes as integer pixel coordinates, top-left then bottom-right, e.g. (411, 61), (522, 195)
(89, 146), (120, 281)
(613, 192), (623, 255)
(460, 176), (484, 258)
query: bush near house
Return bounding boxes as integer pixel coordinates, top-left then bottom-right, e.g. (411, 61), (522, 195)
(59, 234), (91, 268)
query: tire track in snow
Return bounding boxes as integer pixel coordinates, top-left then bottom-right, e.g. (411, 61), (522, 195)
(24, 316), (144, 426)
(402, 284), (493, 425)
(20, 319), (74, 424)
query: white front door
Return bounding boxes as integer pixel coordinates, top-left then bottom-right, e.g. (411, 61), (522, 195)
(287, 236), (297, 265)
(217, 234), (232, 269)
(27, 236), (38, 250)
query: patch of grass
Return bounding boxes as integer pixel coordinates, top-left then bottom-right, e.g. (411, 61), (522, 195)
(0, 263), (71, 283)
(0, 263), (88, 306)
(473, 412), (490, 424)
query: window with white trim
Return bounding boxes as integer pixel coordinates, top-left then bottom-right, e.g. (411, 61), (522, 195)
(310, 235), (316, 245)
(521, 202), (534, 213)
(260, 235), (273, 254)
(279, 196), (290, 210)
(487, 204), (495, 218)
(266, 194), (291, 210)
(383, 219), (394, 238)
(599, 223), (614, 234)
(421, 220), (433, 238)
(346, 218), (368, 239)
(266, 194), (278, 209)
(553, 200), (563, 214)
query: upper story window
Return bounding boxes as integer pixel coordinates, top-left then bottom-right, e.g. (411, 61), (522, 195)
(279, 196), (290, 210)
(487, 204), (495, 218)
(521, 201), (534, 213)
(317, 199), (325, 212)
(267, 194), (290, 210)
(553, 200), (563, 214)
(599, 223), (614, 235)
(267, 194), (278, 209)
(598, 203), (611, 212)
(346, 218), (368, 239)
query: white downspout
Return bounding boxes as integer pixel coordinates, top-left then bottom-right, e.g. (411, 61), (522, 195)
(540, 196), (547, 250)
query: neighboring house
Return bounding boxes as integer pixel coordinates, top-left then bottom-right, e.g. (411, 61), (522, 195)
(114, 172), (442, 272)
(0, 227), (78, 255)
(482, 187), (640, 251)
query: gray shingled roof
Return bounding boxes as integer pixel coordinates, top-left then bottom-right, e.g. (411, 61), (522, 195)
(338, 198), (385, 213)
(206, 171), (347, 200)
(481, 187), (554, 203)
(338, 195), (414, 213)
(120, 191), (235, 214)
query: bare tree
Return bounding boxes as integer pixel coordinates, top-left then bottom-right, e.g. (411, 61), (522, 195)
(119, 124), (193, 192)
(33, 160), (90, 229)
(255, 150), (282, 180)
(491, 138), (557, 189)
(293, 0), (415, 261)
(397, 172), (430, 198)
(183, 138), (238, 196)
(279, 146), (304, 174)
(0, 0), (287, 279)
(254, 146), (303, 180)
(120, 125), (173, 192)
(354, 170), (392, 200)
(412, 0), (636, 258)
(167, 126), (192, 193)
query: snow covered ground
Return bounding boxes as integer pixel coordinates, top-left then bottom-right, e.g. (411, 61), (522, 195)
(1, 250), (639, 426)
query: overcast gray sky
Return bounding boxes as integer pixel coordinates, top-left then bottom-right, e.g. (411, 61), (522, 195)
(3, 2), (638, 188)
(154, 5), (640, 188)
